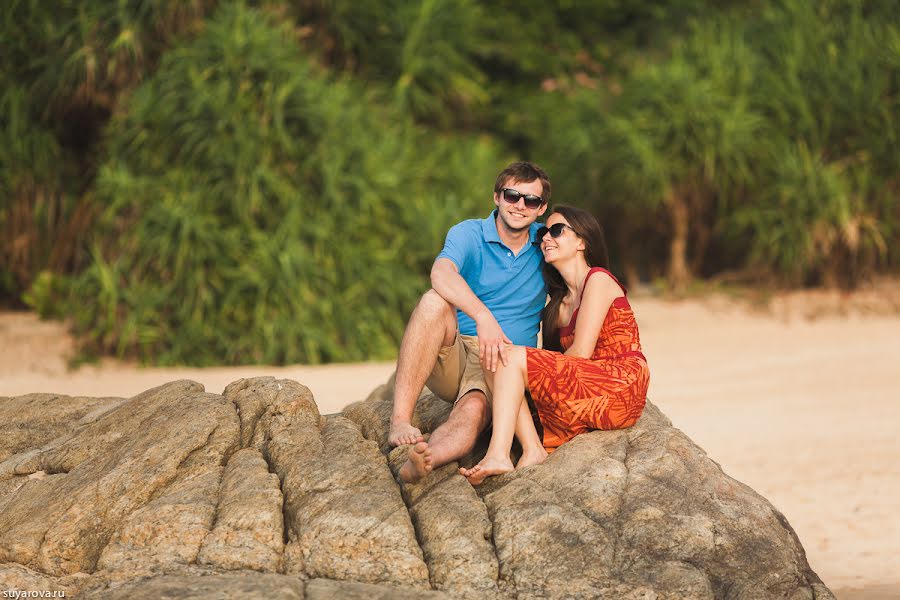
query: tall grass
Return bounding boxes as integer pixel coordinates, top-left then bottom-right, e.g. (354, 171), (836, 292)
(39, 4), (504, 365)
(4, 0), (899, 365)
(0, 0), (215, 304)
(537, 0), (898, 289)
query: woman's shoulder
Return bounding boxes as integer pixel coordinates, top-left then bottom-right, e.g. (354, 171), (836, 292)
(582, 267), (627, 299)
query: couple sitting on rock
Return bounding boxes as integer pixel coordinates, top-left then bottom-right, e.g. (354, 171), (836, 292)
(390, 162), (649, 485)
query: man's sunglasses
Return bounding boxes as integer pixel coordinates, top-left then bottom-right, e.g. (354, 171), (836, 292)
(536, 222), (576, 240)
(501, 187), (545, 209)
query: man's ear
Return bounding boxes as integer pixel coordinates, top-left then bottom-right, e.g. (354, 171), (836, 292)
(537, 203), (548, 217)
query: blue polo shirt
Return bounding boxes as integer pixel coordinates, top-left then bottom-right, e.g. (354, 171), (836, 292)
(436, 210), (547, 347)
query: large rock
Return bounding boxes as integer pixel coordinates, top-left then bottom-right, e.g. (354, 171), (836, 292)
(82, 573), (447, 599)
(388, 449), (499, 598)
(196, 448), (284, 572)
(0, 381), (237, 576)
(279, 415), (429, 587)
(0, 393), (125, 464)
(0, 376), (834, 599)
(222, 378), (429, 588)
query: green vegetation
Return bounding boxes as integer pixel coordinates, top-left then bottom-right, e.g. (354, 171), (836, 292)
(2, 0), (898, 364)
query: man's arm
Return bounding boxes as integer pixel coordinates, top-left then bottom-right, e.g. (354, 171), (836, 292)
(431, 258), (511, 372)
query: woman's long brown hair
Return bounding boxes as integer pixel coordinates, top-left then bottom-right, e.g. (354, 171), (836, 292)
(541, 205), (610, 351)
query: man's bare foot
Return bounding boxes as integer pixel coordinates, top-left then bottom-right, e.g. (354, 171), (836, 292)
(459, 456), (514, 485)
(516, 447), (548, 470)
(389, 421), (424, 447)
(399, 441), (433, 483)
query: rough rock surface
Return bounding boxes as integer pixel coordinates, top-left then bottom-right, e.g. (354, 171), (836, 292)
(0, 376), (834, 599)
(196, 448), (284, 572)
(0, 393), (124, 464)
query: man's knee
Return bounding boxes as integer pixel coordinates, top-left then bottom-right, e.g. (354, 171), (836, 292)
(455, 391), (490, 429)
(415, 289), (457, 342)
(417, 289), (454, 317)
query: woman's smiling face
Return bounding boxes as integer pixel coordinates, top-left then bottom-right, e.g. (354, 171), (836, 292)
(540, 214), (582, 264)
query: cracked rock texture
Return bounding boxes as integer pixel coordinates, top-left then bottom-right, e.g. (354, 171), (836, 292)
(0, 377), (834, 599)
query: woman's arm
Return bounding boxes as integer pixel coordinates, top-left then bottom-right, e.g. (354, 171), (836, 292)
(563, 271), (624, 358)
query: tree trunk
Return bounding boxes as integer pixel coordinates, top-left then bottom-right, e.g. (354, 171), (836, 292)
(664, 186), (691, 292)
(690, 189), (713, 276)
(615, 218), (641, 289)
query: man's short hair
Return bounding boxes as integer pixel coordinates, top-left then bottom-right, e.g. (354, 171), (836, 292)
(494, 161), (552, 203)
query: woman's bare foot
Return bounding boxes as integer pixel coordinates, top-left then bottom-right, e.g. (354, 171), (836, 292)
(389, 421), (424, 447)
(459, 456), (514, 485)
(516, 447), (548, 470)
(399, 441), (433, 483)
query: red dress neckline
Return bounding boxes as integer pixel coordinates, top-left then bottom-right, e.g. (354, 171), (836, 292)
(559, 267), (627, 335)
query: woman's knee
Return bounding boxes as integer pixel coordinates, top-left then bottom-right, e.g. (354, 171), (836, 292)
(503, 345), (528, 375)
(510, 345), (526, 364)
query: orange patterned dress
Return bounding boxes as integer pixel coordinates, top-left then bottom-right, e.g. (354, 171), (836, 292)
(526, 267), (649, 452)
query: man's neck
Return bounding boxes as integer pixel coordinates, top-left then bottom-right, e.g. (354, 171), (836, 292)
(495, 215), (531, 255)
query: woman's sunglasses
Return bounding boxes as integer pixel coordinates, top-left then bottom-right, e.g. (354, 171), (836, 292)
(536, 222), (576, 240)
(501, 187), (545, 210)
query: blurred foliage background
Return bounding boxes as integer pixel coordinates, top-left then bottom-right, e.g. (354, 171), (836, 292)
(1, 0), (898, 364)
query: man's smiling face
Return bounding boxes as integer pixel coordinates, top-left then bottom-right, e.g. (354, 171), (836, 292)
(492, 178), (547, 233)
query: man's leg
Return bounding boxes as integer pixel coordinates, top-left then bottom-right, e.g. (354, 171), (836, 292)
(390, 289), (458, 447)
(399, 389), (490, 483)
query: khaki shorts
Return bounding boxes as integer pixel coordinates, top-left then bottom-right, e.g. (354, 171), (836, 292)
(426, 334), (491, 404)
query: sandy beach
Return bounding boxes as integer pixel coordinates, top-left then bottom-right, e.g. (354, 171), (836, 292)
(2, 287), (898, 599)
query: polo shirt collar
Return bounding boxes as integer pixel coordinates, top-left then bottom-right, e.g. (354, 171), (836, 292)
(482, 209), (502, 243)
(483, 209), (541, 244)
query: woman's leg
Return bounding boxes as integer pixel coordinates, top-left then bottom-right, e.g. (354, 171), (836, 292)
(515, 402), (548, 469)
(482, 360), (545, 465)
(461, 346), (530, 484)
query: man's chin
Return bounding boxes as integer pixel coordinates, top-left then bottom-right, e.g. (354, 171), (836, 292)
(500, 215), (534, 232)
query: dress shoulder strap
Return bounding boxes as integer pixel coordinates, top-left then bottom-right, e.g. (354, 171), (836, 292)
(579, 267), (627, 303)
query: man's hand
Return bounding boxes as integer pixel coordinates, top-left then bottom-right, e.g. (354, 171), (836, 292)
(475, 310), (512, 373)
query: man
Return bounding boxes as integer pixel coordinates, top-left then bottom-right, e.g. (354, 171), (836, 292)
(390, 161), (550, 483)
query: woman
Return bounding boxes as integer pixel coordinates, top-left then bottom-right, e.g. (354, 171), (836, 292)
(461, 205), (649, 484)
